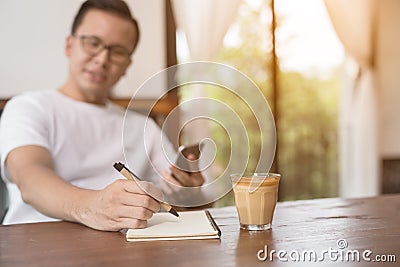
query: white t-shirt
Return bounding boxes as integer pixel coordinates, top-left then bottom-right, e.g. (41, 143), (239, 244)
(0, 90), (176, 224)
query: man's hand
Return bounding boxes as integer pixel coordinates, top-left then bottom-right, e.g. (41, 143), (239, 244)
(80, 179), (161, 231)
(160, 153), (214, 210)
(163, 154), (205, 187)
(6, 145), (162, 231)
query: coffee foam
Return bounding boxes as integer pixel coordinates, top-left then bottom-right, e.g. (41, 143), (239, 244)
(234, 176), (280, 187)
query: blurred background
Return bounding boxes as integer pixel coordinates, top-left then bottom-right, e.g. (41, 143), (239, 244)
(1, 0), (399, 211)
(177, 0), (343, 206)
(175, 0), (400, 206)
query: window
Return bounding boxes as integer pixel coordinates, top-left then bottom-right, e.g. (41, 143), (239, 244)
(177, 0), (344, 205)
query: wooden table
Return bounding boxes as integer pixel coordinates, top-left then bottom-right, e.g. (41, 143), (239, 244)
(0, 194), (399, 266)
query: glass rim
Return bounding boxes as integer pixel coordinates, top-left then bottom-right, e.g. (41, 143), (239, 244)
(230, 173), (281, 179)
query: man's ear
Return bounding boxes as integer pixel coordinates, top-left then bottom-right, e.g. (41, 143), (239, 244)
(65, 35), (73, 57)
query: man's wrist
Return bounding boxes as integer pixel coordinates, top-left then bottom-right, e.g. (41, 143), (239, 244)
(68, 188), (96, 227)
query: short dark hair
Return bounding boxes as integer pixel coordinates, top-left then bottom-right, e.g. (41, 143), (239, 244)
(71, 0), (140, 51)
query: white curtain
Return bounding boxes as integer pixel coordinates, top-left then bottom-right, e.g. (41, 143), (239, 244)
(171, 0), (241, 143)
(324, 0), (380, 197)
(171, 0), (241, 61)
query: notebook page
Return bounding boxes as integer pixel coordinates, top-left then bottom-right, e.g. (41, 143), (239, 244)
(126, 210), (218, 239)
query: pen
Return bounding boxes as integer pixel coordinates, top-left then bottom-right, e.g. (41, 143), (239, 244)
(113, 162), (179, 218)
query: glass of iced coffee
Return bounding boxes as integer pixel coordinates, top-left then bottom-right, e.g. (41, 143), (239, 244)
(230, 173), (280, 230)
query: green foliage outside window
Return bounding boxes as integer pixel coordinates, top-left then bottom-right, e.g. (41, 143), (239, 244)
(180, 0), (339, 206)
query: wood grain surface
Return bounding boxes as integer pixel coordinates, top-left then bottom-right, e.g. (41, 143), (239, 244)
(1, 194), (399, 266)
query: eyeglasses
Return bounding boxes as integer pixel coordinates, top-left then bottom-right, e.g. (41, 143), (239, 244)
(73, 35), (132, 64)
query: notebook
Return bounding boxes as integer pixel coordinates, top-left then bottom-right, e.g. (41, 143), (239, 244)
(125, 210), (221, 242)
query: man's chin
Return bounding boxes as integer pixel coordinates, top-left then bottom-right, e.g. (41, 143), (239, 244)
(78, 87), (110, 103)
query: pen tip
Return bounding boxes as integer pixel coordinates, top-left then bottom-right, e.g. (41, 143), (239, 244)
(170, 208), (179, 217)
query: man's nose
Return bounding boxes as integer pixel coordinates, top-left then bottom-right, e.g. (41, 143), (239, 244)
(93, 47), (111, 66)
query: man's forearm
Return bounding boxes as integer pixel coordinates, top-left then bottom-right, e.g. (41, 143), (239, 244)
(6, 146), (161, 231)
(13, 164), (95, 224)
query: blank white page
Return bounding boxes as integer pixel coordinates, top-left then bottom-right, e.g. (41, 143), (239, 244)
(126, 210), (220, 241)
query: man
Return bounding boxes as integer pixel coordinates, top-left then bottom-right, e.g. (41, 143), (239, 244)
(0, 0), (204, 231)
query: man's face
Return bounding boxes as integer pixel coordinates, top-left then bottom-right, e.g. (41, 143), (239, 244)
(65, 9), (137, 103)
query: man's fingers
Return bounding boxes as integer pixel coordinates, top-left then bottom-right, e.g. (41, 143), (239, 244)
(115, 205), (155, 221)
(118, 218), (148, 229)
(186, 153), (201, 172)
(110, 180), (161, 213)
(162, 170), (182, 186)
(120, 193), (160, 213)
(169, 165), (193, 185)
(120, 179), (163, 201)
(169, 165), (205, 187)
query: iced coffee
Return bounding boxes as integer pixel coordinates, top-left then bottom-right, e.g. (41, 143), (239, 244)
(231, 173), (280, 230)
